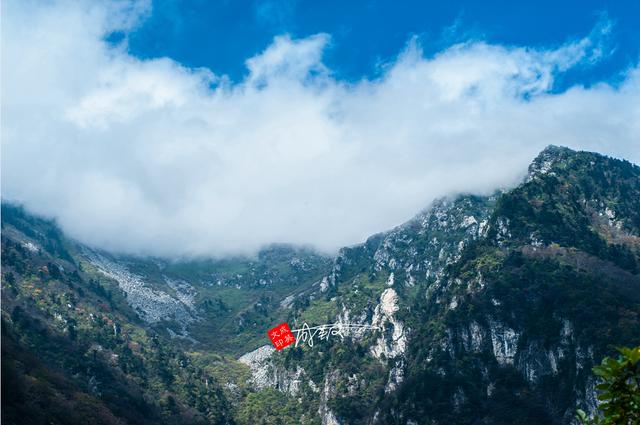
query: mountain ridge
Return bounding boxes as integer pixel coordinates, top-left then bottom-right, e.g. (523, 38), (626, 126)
(2, 146), (639, 425)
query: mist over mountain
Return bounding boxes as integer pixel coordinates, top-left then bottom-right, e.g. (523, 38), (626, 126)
(2, 146), (639, 424)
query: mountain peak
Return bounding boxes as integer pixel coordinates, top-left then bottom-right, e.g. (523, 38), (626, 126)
(527, 145), (574, 180)
(538, 144), (573, 156)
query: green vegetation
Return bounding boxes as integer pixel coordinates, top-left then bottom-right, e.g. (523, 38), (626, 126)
(577, 346), (640, 425)
(1, 209), (234, 424)
(297, 298), (339, 325)
(2, 146), (639, 424)
(235, 389), (319, 425)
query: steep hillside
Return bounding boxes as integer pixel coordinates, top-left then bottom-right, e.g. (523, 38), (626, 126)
(1, 204), (331, 424)
(385, 146), (640, 424)
(1, 206), (234, 424)
(241, 146), (640, 425)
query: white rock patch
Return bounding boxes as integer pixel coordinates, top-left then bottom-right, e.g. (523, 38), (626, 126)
(371, 288), (407, 359)
(489, 319), (520, 365)
(85, 251), (196, 329)
(238, 345), (276, 390)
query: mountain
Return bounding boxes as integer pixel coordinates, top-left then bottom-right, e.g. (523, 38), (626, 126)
(2, 146), (639, 425)
(1, 205), (330, 424)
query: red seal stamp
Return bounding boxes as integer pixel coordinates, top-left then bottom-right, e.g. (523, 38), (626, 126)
(268, 322), (296, 350)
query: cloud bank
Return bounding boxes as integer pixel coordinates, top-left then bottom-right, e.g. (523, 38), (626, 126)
(2, 0), (639, 257)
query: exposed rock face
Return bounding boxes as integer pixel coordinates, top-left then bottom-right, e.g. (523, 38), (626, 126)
(85, 251), (197, 331)
(460, 321), (484, 353)
(371, 288), (407, 360)
(488, 319), (520, 366)
(238, 345), (276, 390)
(526, 145), (569, 181)
(280, 294), (295, 308)
(238, 345), (311, 396)
(583, 376), (599, 417)
(22, 241), (40, 252)
(319, 371), (341, 425)
(561, 319), (574, 344)
(164, 276), (197, 310)
(385, 359), (405, 393)
(322, 410), (340, 425)
(320, 276), (330, 292)
(369, 195), (496, 286)
(279, 366), (306, 395)
(517, 342), (559, 383)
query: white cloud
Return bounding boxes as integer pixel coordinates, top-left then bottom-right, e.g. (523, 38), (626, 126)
(2, 0), (639, 257)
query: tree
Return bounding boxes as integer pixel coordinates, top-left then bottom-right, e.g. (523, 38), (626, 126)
(3, 272), (16, 285)
(577, 346), (640, 425)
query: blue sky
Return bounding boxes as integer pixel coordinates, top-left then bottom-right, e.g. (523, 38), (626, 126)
(3, 0), (640, 257)
(126, 0), (640, 89)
